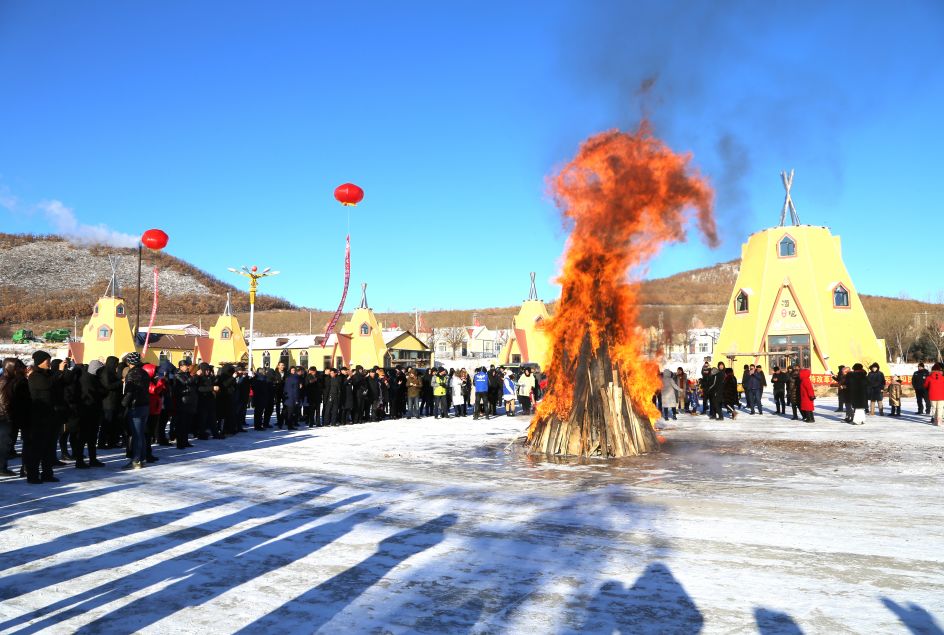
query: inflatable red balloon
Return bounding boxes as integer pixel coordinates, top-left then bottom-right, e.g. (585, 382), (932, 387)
(141, 228), (169, 250)
(334, 183), (364, 207)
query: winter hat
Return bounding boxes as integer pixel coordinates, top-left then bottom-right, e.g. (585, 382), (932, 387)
(31, 350), (52, 366)
(852, 363), (864, 371)
(124, 352), (142, 366)
(87, 360), (104, 375)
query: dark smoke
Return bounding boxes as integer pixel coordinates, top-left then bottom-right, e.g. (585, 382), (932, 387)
(556, 0), (942, 239)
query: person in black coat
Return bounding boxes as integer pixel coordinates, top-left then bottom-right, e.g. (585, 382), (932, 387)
(172, 360), (197, 448)
(322, 368), (341, 425)
(77, 360), (107, 467)
(705, 367), (722, 420)
(97, 356), (123, 449)
(721, 367), (739, 419)
(866, 363), (886, 416)
(26, 351), (59, 483)
(235, 363), (251, 431)
(699, 362), (711, 414)
(912, 363), (930, 415)
(54, 360), (80, 463)
(270, 362), (287, 427)
(250, 368), (273, 430)
(846, 363), (869, 424)
(341, 368), (356, 425)
(282, 368), (301, 430)
(786, 367), (800, 420)
(215, 364), (237, 435)
(122, 354), (151, 468)
(195, 363), (218, 439)
(304, 368), (323, 427)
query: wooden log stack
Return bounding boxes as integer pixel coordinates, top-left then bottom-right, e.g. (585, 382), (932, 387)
(528, 332), (660, 458)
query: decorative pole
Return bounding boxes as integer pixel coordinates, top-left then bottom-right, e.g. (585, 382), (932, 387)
(135, 243), (142, 335)
(228, 265), (279, 371)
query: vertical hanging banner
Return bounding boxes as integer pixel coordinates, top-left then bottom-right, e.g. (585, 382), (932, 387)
(322, 235), (351, 348)
(141, 267), (160, 356)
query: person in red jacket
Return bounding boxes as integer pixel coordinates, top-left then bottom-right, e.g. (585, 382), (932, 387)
(799, 368), (816, 422)
(142, 363), (165, 463)
(926, 363), (944, 426)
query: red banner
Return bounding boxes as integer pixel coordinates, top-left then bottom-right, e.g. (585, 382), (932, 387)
(322, 235), (351, 348)
(810, 373), (912, 386)
(141, 267), (159, 357)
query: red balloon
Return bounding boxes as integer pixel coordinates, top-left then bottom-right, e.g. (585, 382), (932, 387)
(141, 228), (169, 250)
(334, 183), (364, 207)
(251, 265), (258, 272)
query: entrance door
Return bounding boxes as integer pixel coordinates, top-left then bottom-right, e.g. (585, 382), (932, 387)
(768, 334), (811, 369)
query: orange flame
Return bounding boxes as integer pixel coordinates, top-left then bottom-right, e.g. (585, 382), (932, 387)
(533, 123), (717, 431)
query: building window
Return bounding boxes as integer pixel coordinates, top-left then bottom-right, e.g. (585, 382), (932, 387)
(335, 356), (343, 368)
(116, 304), (125, 316)
(300, 351), (309, 368)
(262, 351), (271, 368)
(833, 283), (850, 308)
(778, 235), (797, 258)
(97, 326), (111, 340)
(221, 328), (231, 340)
(159, 350), (169, 364)
(698, 343), (709, 353)
(279, 350), (291, 367)
(512, 354), (521, 363)
(323, 356), (332, 369)
(93, 304), (99, 316)
(437, 342), (447, 353)
(735, 290), (749, 313)
(360, 323), (370, 336)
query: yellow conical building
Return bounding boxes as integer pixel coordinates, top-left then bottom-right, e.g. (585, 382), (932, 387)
(206, 293), (249, 365)
(74, 257), (137, 363)
(499, 272), (551, 368)
(339, 283), (388, 368)
(712, 171), (885, 378)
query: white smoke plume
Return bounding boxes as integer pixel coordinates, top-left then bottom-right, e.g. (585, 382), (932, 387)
(1, 185), (139, 247)
(36, 200), (139, 247)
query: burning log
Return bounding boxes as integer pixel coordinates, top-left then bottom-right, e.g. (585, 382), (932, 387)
(528, 124), (717, 458)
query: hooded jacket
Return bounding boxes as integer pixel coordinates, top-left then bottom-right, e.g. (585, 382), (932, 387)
(799, 369), (815, 411)
(926, 370), (944, 401)
(660, 370), (680, 408)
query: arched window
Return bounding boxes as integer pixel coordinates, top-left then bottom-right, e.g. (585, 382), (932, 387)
(262, 351), (271, 368)
(833, 283), (850, 308)
(360, 323), (370, 336)
(221, 328), (231, 340)
(97, 326), (111, 340)
(279, 350), (291, 367)
(300, 351), (309, 369)
(778, 235), (797, 258)
(116, 304), (125, 316)
(735, 290), (749, 314)
(159, 350), (169, 364)
(93, 304), (99, 316)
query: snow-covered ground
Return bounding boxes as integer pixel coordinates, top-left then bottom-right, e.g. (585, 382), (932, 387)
(1, 397), (942, 634)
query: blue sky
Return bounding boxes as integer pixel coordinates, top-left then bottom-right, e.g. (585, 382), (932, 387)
(1, 1), (942, 310)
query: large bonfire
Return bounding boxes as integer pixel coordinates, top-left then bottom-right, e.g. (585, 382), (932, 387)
(528, 124), (717, 458)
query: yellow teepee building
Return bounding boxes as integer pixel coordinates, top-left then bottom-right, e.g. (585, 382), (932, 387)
(72, 257), (137, 364)
(206, 293), (249, 366)
(712, 171), (885, 379)
(338, 283), (389, 368)
(499, 272), (551, 369)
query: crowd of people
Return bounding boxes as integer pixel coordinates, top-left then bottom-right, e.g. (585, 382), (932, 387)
(655, 360), (944, 427)
(0, 351), (547, 484)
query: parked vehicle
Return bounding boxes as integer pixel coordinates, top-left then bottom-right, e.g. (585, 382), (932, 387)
(12, 329), (37, 344)
(42, 328), (71, 343)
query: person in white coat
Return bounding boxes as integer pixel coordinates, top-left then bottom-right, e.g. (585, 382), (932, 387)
(451, 372), (465, 417)
(660, 369), (681, 420)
